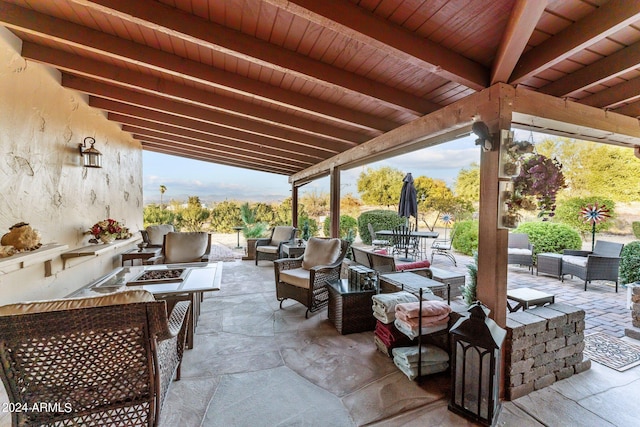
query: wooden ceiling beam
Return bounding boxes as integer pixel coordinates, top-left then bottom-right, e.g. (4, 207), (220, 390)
(21, 43), (375, 142)
(134, 134), (300, 174)
(141, 143), (291, 175)
(121, 124), (313, 168)
(580, 76), (640, 109)
(540, 40), (640, 97)
(262, 0), (488, 91)
(63, 74), (350, 154)
(491, 0), (546, 85)
(611, 99), (640, 117)
(96, 101), (331, 161)
(0, 2), (392, 131)
(510, 0), (640, 84)
(111, 113), (324, 164)
(68, 0), (437, 116)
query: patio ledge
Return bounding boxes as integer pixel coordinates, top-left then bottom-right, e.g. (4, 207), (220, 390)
(61, 237), (140, 269)
(0, 243), (69, 277)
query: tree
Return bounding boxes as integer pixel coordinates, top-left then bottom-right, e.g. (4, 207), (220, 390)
(357, 166), (404, 207)
(174, 196), (210, 231)
(454, 163), (480, 202)
(340, 193), (362, 218)
(159, 185), (167, 207)
(143, 203), (175, 228)
(300, 189), (328, 218)
(414, 176), (473, 231)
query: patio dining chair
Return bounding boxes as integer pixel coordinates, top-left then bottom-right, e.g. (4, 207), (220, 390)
(367, 223), (390, 250)
(391, 224), (420, 260)
(430, 227), (457, 266)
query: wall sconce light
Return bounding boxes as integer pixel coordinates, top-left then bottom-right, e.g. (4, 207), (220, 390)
(472, 121), (494, 152)
(79, 137), (102, 168)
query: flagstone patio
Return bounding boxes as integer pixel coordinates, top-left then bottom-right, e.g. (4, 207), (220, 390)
(157, 255), (640, 426)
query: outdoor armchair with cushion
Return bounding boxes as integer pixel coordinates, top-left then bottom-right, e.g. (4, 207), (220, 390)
(0, 290), (190, 427)
(145, 231), (211, 264)
(561, 240), (624, 292)
(507, 233), (534, 274)
(255, 225), (297, 265)
(142, 224), (175, 248)
(274, 237), (349, 318)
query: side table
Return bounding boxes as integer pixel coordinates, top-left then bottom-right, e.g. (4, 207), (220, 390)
(282, 242), (305, 258)
(507, 288), (555, 312)
(121, 247), (162, 266)
(536, 253), (563, 279)
(327, 279), (376, 334)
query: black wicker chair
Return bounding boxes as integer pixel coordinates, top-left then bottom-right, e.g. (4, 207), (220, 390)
(0, 291), (190, 427)
(274, 238), (349, 318)
(561, 240), (624, 292)
(507, 233), (534, 274)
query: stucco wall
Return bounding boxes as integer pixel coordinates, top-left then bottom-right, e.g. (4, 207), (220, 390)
(0, 27), (143, 303)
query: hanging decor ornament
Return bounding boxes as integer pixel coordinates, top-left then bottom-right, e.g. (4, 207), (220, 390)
(580, 203), (611, 251)
(507, 152), (567, 222)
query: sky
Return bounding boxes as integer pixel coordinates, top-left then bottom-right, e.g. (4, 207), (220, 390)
(142, 131), (533, 205)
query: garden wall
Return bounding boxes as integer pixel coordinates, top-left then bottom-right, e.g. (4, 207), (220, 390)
(504, 303), (591, 400)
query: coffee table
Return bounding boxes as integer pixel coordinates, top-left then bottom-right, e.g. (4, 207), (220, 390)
(378, 271), (450, 303)
(327, 279), (376, 334)
(69, 262), (223, 349)
(507, 287), (555, 312)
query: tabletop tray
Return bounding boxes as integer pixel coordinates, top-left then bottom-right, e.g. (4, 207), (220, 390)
(127, 268), (188, 285)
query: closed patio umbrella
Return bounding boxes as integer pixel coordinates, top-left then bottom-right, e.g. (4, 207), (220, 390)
(398, 172), (418, 229)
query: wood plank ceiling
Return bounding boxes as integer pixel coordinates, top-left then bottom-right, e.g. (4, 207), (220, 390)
(2, 0), (640, 176)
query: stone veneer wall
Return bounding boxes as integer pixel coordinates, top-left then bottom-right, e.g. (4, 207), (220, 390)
(0, 27), (142, 303)
(504, 303), (591, 400)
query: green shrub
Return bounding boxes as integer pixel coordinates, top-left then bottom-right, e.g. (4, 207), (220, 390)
(452, 220), (478, 255)
(555, 196), (615, 235)
(298, 216), (318, 239)
(323, 215), (358, 239)
(633, 222), (640, 239)
(620, 241), (640, 284)
(461, 252), (478, 305)
(357, 210), (404, 245)
(513, 222), (582, 258)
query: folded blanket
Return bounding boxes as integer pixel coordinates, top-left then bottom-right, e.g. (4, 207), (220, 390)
(373, 309), (394, 324)
(394, 318), (448, 340)
(372, 291), (418, 313)
(394, 310), (450, 327)
(374, 335), (393, 357)
(393, 358), (449, 380)
(395, 300), (451, 319)
(392, 344), (450, 365)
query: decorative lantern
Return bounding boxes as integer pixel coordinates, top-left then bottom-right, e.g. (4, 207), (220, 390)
(448, 302), (506, 426)
(79, 137), (103, 168)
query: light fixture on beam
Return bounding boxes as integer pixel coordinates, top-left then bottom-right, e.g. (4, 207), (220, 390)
(79, 137), (102, 168)
(472, 121), (494, 152)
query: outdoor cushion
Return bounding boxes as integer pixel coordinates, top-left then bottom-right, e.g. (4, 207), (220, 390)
(270, 226), (295, 245)
(164, 231), (209, 263)
(0, 290), (155, 316)
(302, 237), (341, 270)
(374, 249), (388, 255)
(396, 259), (431, 271)
(508, 248), (532, 255)
(279, 268), (310, 289)
(562, 255), (588, 267)
(146, 224), (174, 246)
(256, 245), (279, 254)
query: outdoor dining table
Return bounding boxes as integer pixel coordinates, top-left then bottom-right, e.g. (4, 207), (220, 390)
(376, 229), (439, 260)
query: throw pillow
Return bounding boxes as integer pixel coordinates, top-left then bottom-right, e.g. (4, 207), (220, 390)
(302, 237), (341, 270)
(396, 259), (431, 271)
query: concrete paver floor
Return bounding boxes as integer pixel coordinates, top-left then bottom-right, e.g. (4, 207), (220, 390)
(159, 256), (640, 426)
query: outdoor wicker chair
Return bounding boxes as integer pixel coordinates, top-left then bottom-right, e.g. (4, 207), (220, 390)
(274, 237), (349, 318)
(145, 231), (211, 264)
(0, 290), (190, 427)
(142, 224), (175, 248)
(561, 240), (624, 292)
(507, 233), (534, 274)
(255, 225), (297, 265)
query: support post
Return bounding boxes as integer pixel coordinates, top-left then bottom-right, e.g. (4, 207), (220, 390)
(291, 183), (299, 228)
(329, 166), (341, 238)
